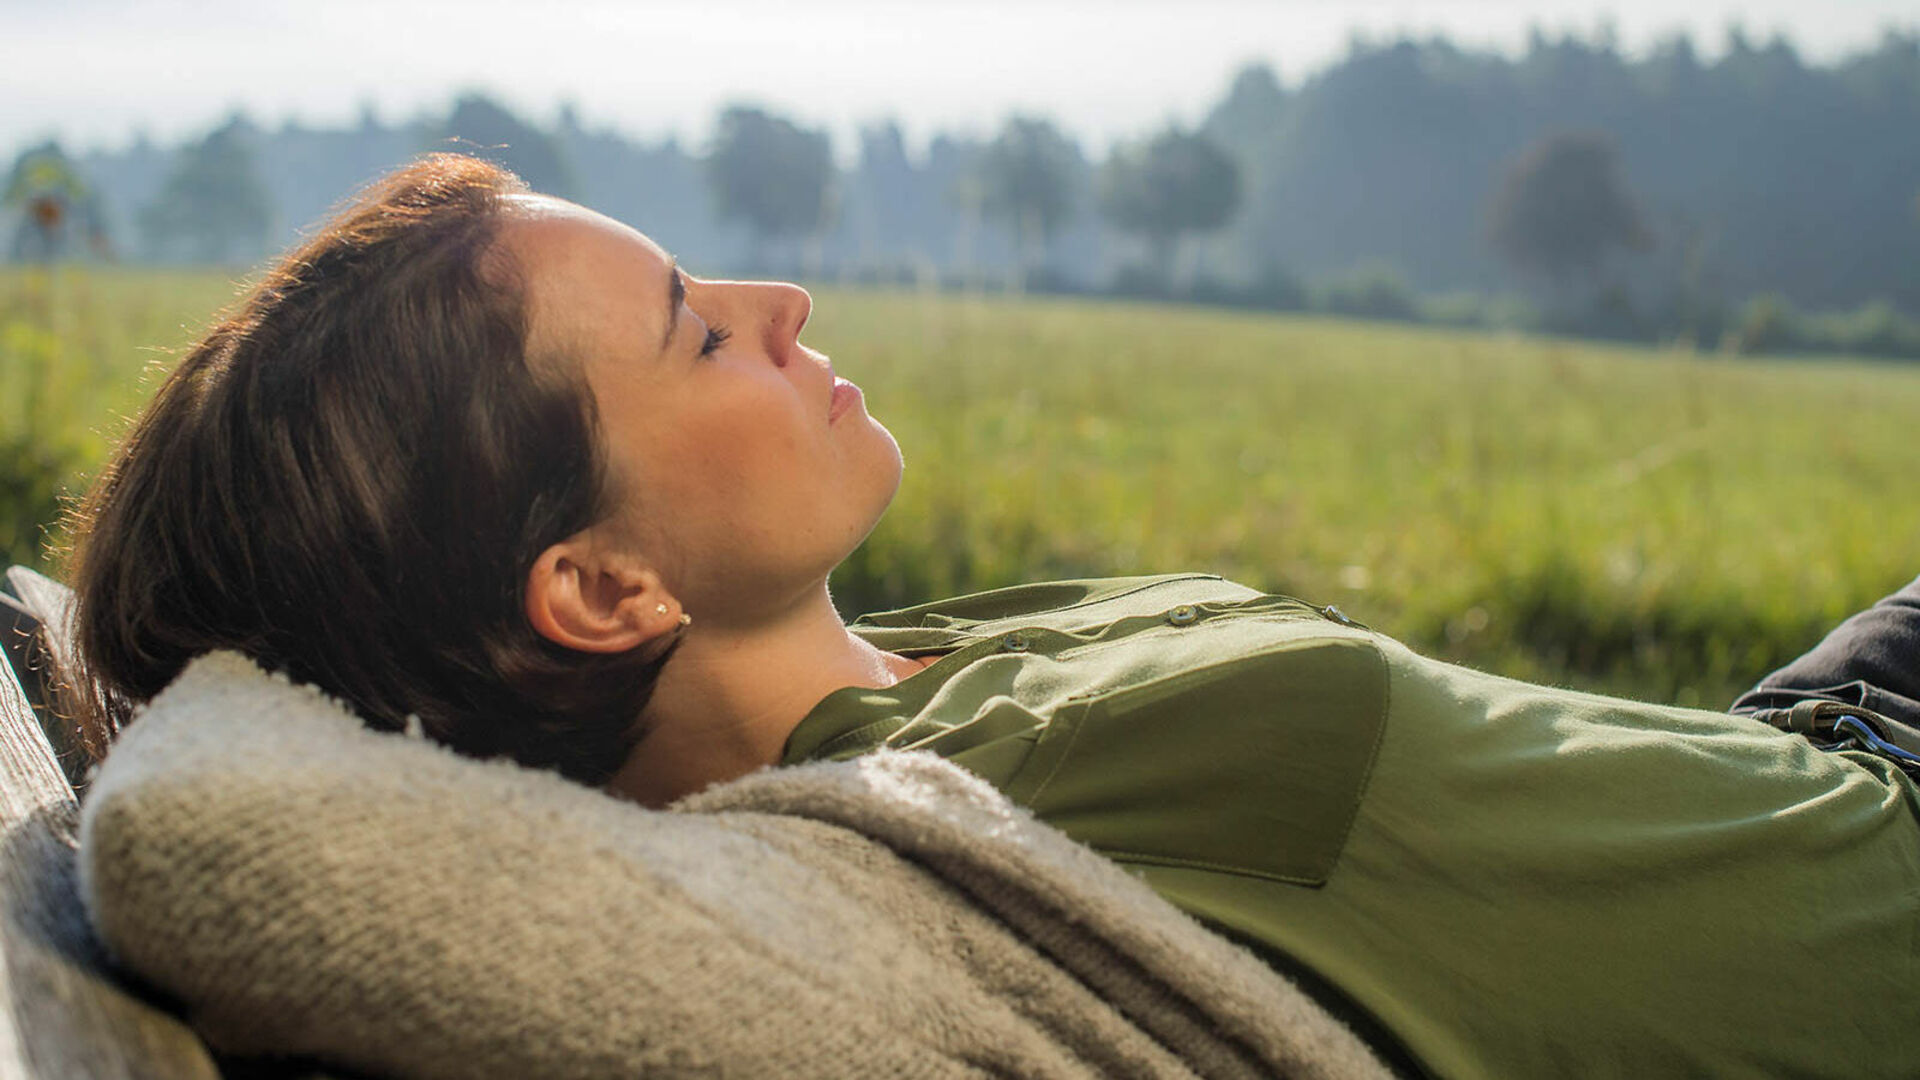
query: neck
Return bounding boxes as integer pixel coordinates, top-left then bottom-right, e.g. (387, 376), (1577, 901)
(606, 584), (923, 808)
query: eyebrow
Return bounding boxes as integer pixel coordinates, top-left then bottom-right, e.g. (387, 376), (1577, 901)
(663, 261), (684, 351)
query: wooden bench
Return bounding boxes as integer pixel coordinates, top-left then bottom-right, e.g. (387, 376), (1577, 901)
(0, 568), (226, 1078)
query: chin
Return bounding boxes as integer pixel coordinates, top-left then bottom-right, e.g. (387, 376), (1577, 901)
(853, 429), (905, 544)
(866, 417), (905, 486)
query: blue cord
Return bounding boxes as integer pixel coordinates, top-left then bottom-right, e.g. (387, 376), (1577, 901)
(1831, 715), (1920, 766)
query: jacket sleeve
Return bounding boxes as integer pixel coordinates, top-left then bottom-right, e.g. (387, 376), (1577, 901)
(1730, 573), (1920, 729)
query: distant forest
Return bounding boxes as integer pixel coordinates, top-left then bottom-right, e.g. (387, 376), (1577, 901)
(8, 27), (1920, 356)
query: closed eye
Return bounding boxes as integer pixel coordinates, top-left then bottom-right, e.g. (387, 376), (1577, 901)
(699, 324), (731, 358)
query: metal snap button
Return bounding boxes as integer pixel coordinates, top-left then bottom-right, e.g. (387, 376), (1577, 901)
(1166, 604), (1199, 626)
(1003, 634), (1030, 652)
(1321, 604), (1356, 626)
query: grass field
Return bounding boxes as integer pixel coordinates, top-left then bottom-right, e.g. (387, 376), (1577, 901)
(6, 267), (1918, 708)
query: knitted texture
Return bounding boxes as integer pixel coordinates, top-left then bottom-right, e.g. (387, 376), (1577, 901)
(78, 651), (1389, 1079)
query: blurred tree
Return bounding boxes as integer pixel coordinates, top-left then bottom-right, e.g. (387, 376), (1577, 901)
(1731, 292), (1799, 353)
(38, 29), (1920, 323)
(3, 141), (104, 262)
(139, 117), (274, 264)
(1317, 261), (1419, 321)
(1205, 63), (1287, 145)
(706, 105), (835, 271)
(977, 117), (1082, 287)
(437, 93), (577, 199)
(928, 134), (988, 288)
(1841, 28), (1920, 102)
(1488, 132), (1651, 289)
(556, 119), (715, 265)
(1099, 127), (1241, 287)
(848, 121), (937, 281)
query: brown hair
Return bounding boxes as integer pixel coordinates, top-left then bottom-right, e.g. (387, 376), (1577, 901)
(65, 154), (670, 786)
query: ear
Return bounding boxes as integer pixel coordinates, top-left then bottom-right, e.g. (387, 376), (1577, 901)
(523, 534), (684, 654)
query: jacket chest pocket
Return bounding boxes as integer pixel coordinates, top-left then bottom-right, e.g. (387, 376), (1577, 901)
(1004, 635), (1389, 886)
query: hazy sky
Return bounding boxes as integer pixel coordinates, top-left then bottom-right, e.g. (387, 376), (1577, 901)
(6, 0), (1916, 160)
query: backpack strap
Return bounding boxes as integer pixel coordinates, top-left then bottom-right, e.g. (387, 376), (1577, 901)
(1752, 698), (1920, 776)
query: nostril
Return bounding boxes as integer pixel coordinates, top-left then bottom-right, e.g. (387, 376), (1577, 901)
(768, 283), (810, 366)
(792, 289), (812, 337)
(769, 323), (792, 367)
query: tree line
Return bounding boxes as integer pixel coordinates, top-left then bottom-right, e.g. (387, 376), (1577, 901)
(6, 25), (1920, 357)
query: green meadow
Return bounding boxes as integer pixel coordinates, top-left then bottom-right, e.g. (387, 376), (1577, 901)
(7, 268), (1918, 708)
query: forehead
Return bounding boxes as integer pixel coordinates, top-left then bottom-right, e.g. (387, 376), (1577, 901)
(498, 196), (673, 364)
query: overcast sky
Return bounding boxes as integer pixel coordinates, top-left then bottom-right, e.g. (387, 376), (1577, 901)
(6, 0), (1916, 161)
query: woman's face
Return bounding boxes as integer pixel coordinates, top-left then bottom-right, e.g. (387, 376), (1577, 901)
(501, 196), (903, 624)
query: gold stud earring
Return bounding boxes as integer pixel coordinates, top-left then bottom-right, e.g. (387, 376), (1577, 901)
(678, 613), (693, 628)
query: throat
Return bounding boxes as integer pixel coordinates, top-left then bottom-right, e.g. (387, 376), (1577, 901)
(606, 612), (931, 807)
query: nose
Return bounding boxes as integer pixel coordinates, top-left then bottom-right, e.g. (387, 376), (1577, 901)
(687, 278), (812, 365)
(755, 281), (811, 367)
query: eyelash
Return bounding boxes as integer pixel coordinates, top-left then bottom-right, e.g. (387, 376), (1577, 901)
(699, 324), (731, 358)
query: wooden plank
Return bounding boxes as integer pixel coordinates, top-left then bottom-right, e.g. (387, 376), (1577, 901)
(2, 569), (92, 794)
(0, 595), (44, 717)
(1, 570), (72, 680)
(0, 600), (90, 796)
(0, 654), (222, 1079)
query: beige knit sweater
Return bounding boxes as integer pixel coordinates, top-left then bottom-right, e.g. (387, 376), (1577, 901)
(79, 651), (1390, 1079)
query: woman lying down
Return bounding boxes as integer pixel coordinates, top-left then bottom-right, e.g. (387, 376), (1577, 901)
(63, 155), (1920, 1079)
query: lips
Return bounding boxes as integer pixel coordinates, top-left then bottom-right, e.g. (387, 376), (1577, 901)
(829, 377), (862, 424)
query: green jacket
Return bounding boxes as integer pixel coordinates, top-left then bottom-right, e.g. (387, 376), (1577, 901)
(784, 574), (1920, 1079)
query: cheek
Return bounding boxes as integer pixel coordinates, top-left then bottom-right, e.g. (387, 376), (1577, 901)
(716, 416), (806, 486)
(672, 408), (814, 521)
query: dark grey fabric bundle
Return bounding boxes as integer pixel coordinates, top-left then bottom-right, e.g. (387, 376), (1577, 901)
(80, 651), (1390, 1079)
